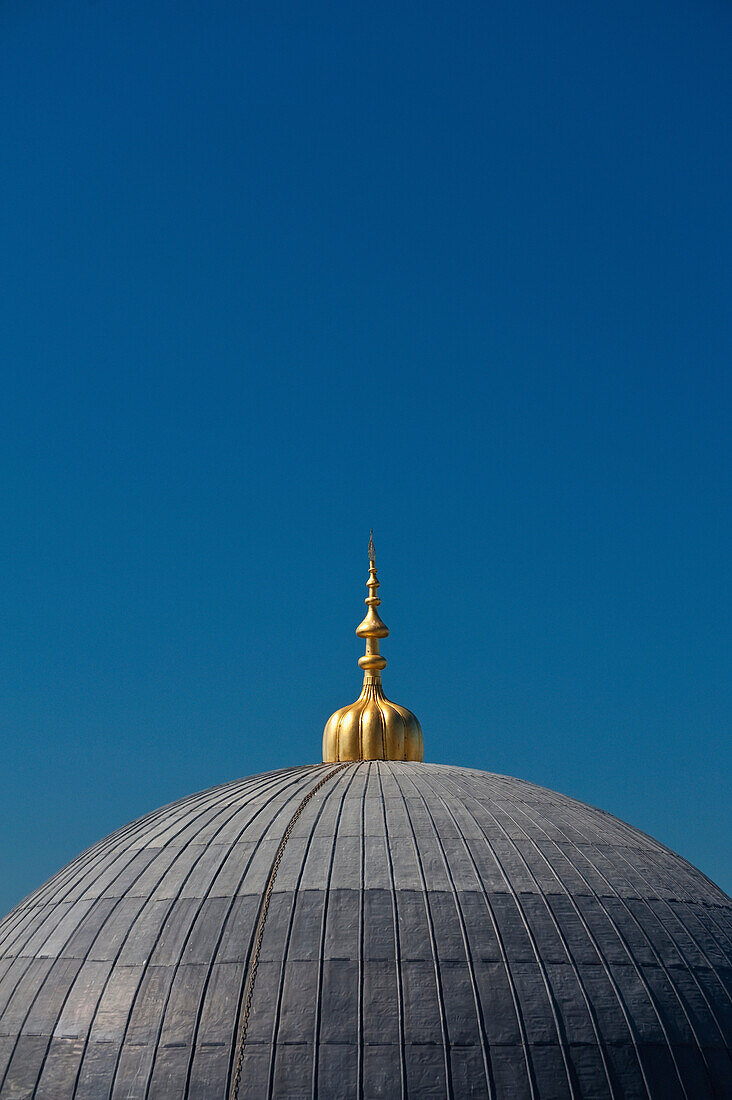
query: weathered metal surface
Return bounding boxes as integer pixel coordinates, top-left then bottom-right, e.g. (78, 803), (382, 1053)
(0, 761), (730, 1097)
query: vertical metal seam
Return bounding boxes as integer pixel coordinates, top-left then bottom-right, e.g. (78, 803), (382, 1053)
(375, 762), (408, 1099)
(357, 761), (368, 1100)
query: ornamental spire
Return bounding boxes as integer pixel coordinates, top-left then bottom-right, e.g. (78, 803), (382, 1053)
(355, 530), (388, 683)
(322, 534), (423, 762)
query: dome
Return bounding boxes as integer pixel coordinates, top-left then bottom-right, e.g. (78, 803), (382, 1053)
(1, 540), (730, 1098)
(0, 761), (730, 1099)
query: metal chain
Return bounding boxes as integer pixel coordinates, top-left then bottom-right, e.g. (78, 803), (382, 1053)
(229, 762), (352, 1100)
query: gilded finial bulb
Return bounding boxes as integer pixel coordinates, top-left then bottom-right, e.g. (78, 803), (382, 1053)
(323, 535), (423, 763)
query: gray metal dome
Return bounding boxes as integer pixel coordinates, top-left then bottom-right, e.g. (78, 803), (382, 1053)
(0, 761), (730, 1099)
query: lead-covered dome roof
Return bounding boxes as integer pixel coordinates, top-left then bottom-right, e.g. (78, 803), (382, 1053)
(0, 761), (730, 1099)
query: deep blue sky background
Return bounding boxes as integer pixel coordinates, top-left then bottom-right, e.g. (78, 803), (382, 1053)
(0, 0), (730, 912)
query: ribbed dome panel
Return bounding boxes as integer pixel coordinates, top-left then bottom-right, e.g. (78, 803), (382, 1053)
(0, 762), (730, 1098)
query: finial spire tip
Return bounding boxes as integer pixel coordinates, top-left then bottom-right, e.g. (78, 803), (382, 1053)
(322, 536), (424, 762)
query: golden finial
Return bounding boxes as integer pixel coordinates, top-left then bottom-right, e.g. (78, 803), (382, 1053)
(323, 535), (423, 762)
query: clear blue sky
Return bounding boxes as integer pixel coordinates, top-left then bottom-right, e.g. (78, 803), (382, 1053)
(0, 0), (729, 913)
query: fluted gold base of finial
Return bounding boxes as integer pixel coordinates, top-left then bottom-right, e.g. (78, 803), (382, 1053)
(323, 676), (423, 762)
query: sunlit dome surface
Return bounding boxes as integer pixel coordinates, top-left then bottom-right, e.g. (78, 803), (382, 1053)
(0, 761), (730, 1098)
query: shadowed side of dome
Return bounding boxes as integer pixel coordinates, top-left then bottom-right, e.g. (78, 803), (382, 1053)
(323, 534), (423, 762)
